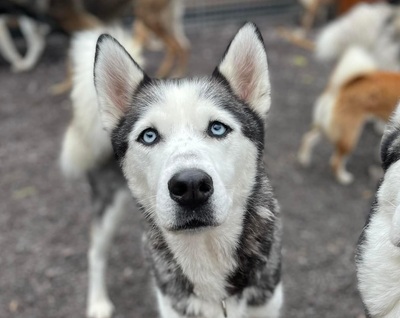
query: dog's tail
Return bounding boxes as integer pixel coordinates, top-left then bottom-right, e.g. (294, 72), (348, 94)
(60, 26), (144, 179)
(315, 3), (391, 62)
(312, 46), (377, 132)
(328, 46), (377, 91)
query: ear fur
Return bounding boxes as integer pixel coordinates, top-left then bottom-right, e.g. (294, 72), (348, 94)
(94, 34), (146, 132)
(214, 22), (271, 119)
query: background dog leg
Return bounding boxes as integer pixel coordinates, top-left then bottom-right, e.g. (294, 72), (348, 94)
(171, 40), (188, 78)
(155, 32), (178, 78)
(170, 0), (189, 77)
(0, 17), (24, 72)
(330, 116), (364, 184)
(87, 188), (131, 318)
(16, 17), (48, 72)
(298, 126), (322, 167)
(330, 151), (353, 185)
(300, 0), (322, 37)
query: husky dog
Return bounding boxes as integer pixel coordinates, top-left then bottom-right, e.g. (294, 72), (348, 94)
(356, 105), (400, 317)
(61, 22), (283, 318)
(316, 2), (400, 71)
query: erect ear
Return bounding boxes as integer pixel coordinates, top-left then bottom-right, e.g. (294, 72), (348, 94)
(94, 34), (146, 132)
(214, 22), (271, 119)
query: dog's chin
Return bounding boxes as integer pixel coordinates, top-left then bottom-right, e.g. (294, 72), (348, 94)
(165, 204), (221, 233)
(167, 219), (220, 233)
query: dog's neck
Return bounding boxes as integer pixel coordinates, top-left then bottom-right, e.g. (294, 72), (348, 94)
(145, 208), (279, 301)
(162, 205), (244, 301)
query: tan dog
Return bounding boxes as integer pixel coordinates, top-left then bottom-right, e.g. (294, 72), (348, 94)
(133, 0), (189, 78)
(298, 47), (400, 184)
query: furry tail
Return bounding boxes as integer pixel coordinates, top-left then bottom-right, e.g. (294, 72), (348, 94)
(312, 46), (377, 133)
(329, 46), (377, 91)
(315, 2), (391, 62)
(60, 26), (144, 179)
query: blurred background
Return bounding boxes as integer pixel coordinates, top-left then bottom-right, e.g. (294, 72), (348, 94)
(1, 0), (397, 317)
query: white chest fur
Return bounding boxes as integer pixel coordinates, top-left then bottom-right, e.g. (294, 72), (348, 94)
(163, 208), (243, 301)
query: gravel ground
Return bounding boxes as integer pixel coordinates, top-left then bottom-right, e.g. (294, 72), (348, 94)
(0, 15), (380, 318)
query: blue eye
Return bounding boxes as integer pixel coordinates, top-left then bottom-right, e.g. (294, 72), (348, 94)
(139, 128), (159, 145)
(208, 121), (231, 138)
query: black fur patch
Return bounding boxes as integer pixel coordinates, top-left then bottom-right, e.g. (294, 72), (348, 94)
(355, 192), (380, 263)
(381, 128), (400, 171)
(87, 158), (127, 218)
(110, 78), (157, 161)
(143, 217), (194, 316)
(226, 165), (282, 303)
(203, 75), (265, 157)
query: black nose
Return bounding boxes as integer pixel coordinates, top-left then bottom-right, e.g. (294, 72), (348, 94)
(168, 169), (214, 208)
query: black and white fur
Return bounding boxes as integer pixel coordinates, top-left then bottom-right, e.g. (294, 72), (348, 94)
(62, 22), (283, 318)
(357, 105), (400, 317)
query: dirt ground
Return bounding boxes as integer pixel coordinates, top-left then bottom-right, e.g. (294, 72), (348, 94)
(0, 15), (381, 318)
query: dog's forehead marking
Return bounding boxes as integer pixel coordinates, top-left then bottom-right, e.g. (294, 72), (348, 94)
(156, 79), (222, 111)
(132, 79), (241, 134)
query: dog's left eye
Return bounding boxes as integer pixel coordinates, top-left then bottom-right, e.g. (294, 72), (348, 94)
(207, 121), (231, 138)
(138, 128), (159, 145)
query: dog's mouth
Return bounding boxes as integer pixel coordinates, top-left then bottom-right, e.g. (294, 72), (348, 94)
(168, 206), (218, 232)
(169, 218), (217, 232)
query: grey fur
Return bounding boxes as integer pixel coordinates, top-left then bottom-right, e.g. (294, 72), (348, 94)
(87, 158), (126, 218)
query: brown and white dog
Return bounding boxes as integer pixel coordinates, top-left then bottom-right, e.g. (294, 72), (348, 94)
(298, 46), (400, 184)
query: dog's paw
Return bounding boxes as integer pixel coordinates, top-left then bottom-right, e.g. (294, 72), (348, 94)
(336, 170), (354, 185)
(86, 298), (114, 318)
(297, 151), (311, 167)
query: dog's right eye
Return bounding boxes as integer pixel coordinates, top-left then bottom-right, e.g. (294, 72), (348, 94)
(207, 121), (231, 138)
(138, 128), (160, 145)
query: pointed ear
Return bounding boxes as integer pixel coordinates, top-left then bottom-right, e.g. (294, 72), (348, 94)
(94, 34), (146, 132)
(214, 23), (271, 119)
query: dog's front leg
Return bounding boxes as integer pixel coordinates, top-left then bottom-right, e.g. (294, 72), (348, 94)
(298, 126), (322, 167)
(87, 188), (131, 318)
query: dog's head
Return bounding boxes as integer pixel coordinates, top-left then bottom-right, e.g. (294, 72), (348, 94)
(94, 23), (271, 232)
